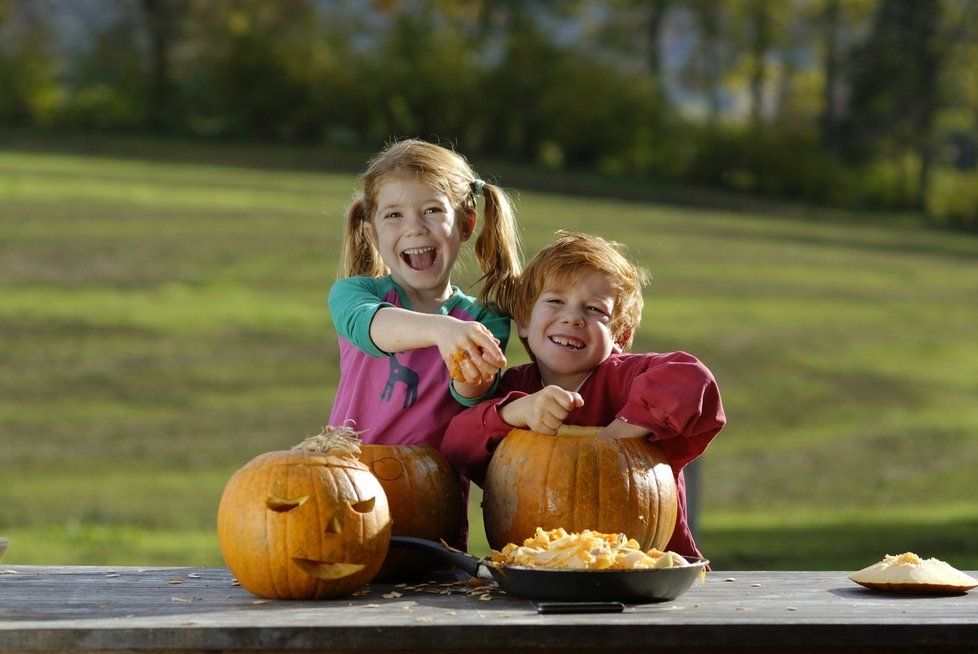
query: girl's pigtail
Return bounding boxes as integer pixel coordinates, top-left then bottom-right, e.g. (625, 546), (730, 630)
(474, 183), (522, 316)
(342, 198), (386, 278)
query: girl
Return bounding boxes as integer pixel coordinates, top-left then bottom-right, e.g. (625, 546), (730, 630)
(328, 139), (522, 452)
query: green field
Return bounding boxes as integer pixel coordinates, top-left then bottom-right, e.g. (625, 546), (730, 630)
(2, 144), (977, 571)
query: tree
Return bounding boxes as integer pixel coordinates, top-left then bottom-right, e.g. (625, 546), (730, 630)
(140, 0), (183, 132)
(842, 0), (947, 211)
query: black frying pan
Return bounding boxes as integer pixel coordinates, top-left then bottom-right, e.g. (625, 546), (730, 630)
(389, 536), (707, 603)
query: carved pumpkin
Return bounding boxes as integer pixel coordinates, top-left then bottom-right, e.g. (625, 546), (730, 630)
(358, 444), (465, 580)
(217, 429), (391, 599)
(483, 426), (678, 552)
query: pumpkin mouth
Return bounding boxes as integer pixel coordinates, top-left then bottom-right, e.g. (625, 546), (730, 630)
(291, 558), (367, 581)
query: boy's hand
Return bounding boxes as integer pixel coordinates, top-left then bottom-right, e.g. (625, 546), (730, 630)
(436, 317), (506, 385)
(595, 418), (649, 440)
(500, 385), (584, 435)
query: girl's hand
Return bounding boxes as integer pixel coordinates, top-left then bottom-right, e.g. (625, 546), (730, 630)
(500, 385), (584, 435)
(436, 318), (507, 385)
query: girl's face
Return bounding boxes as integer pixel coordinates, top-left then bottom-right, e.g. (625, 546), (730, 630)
(518, 269), (618, 389)
(366, 174), (473, 307)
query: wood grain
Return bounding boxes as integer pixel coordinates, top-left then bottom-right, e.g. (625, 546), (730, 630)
(1, 567), (976, 652)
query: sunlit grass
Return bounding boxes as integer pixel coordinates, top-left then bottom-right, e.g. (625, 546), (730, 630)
(2, 145), (977, 570)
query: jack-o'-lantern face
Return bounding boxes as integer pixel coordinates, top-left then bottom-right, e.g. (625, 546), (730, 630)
(218, 444), (392, 600)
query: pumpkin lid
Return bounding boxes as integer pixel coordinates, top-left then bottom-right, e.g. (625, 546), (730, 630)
(509, 425), (604, 438)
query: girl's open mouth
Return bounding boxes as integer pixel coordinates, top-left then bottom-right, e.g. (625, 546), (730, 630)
(549, 335), (585, 350)
(401, 246), (437, 272)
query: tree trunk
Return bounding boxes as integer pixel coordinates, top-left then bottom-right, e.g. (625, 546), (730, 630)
(749, 0), (771, 128)
(819, 0), (840, 148)
(141, 0), (175, 132)
(647, 0), (670, 101)
(694, 1), (723, 126)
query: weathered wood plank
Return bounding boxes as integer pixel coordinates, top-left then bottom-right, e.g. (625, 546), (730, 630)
(1, 567), (976, 652)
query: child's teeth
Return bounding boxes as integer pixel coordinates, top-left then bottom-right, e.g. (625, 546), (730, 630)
(402, 247), (436, 270)
(551, 336), (583, 349)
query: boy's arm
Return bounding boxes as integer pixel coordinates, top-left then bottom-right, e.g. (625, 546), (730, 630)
(599, 352), (726, 470)
(596, 419), (649, 439)
(441, 390), (529, 487)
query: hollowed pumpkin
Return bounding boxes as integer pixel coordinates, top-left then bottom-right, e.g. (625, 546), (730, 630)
(482, 426), (677, 552)
(217, 429), (391, 599)
(358, 444), (465, 580)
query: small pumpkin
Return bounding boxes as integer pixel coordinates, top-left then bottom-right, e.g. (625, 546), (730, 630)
(482, 425), (678, 552)
(217, 427), (391, 599)
(358, 444), (465, 580)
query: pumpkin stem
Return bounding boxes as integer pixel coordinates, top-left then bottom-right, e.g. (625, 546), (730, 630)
(293, 424), (364, 457)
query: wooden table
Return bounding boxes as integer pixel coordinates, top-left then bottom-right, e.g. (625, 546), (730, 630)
(1, 565), (976, 653)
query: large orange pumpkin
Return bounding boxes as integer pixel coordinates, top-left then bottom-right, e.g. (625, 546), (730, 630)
(483, 426), (677, 552)
(358, 444), (465, 580)
(217, 429), (391, 599)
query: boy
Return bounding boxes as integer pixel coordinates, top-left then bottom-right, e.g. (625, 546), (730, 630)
(441, 230), (726, 559)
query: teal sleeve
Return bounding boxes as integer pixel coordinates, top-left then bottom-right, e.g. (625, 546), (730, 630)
(327, 276), (393, 358)
(450, 374), (502, 407)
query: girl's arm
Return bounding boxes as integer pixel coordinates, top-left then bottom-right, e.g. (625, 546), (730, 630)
(371, 307), (506, 396)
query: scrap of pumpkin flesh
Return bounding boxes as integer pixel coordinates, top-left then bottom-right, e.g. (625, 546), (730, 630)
(849, 552), (977, 592)
(448, 350), (470, 382)
(491, 527), (689, 570)
(291, 558), (366, 580)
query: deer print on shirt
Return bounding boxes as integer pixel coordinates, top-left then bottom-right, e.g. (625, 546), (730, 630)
(380, 354), (419, 409)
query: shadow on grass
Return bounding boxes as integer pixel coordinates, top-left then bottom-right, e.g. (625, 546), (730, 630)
(700, 518), (978, 571)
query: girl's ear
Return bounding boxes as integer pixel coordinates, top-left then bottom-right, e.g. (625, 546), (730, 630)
(460, 209), (477, 242)
(362, 218), (377, 245)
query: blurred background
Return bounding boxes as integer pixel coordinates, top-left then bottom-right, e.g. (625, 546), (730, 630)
(1, 0), (977, 570)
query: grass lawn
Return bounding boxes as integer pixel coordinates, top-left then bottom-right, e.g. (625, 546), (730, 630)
(2, 142), (977, 571)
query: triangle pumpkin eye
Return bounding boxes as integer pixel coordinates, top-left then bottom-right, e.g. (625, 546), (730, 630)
(266, 495), (309, 512)
(349, 497), (376, 513)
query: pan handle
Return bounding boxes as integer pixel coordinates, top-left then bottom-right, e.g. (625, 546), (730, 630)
(389, 536), (482, 578)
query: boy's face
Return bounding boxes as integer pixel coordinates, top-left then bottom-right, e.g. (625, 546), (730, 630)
(518, 269), (618, 387)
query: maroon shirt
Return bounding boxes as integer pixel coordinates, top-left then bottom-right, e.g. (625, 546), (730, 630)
(441, 351), (726, 559)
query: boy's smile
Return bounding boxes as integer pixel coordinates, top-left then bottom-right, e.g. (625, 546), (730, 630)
(519, 269), (618, 390)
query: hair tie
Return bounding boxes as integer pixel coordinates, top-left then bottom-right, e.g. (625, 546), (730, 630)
(471, 179), (485, 196)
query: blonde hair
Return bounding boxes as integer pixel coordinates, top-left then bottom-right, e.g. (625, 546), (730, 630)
(512, 230), (650, 351)
(341, 139), (522, 315)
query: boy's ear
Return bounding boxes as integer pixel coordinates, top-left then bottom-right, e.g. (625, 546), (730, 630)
(517, 322), (529, 339)
(614, 328), (632, 353)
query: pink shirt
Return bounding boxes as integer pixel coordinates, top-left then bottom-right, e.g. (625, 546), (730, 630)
(328, 275), (510, 450)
